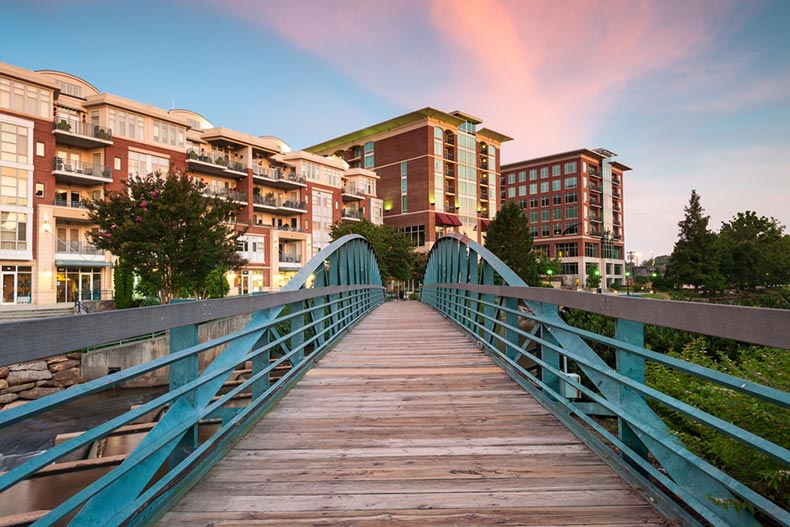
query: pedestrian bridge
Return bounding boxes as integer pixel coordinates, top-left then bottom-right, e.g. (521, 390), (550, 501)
(0, 234), (788, 527)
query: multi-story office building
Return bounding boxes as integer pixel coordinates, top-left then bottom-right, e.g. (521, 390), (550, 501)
(0, 61), (380, 305)
(307, 108), (511, 251)
(501, 149), (631, 289)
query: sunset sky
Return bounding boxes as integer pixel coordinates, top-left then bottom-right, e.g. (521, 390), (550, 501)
(2, 0), (788, 258)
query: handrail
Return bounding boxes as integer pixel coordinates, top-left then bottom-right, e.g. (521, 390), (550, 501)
(421, 233), (790, 527)
(0, 234), (384, 526)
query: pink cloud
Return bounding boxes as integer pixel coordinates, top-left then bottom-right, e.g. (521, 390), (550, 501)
(207, 0), (756, 158)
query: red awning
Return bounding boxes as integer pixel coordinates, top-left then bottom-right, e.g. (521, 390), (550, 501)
(480, 219), (490, 231)
(436, 212), (462, 227)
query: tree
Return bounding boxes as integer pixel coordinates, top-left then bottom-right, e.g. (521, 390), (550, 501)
(718, 211), (789, 289)
(667, 190), (722, 294)
(329, 219), (415, 282)
(87, 171), (246, 304)
(484, 201), (539, 285)
(586, 264), (602, 289)
(112, 260), (134, 309)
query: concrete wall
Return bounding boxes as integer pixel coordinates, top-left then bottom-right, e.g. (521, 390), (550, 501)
(80, 313), (252, 388)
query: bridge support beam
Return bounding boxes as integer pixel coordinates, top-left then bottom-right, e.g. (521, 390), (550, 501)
(615, 319), (649, 470)
(169, 323), (199, 467)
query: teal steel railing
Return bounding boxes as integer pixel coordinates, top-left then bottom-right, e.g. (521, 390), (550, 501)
(421, 234), (790, 527)
(0, 234), (383, 526)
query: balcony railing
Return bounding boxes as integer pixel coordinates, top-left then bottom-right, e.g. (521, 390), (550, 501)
(612, 190), (621, 199)
(252, 195), (307, 212)
(445, 184), (455, 194)
(53, 119), (113, 142)
(56, 240), (103, 255)
(187, 148), (247, 175)
(612, 177), (621, 185)
(53, 157), (113, 182)
(445, 151), (455, 161)
(278, 252), (302, 264)
(342, 209), (364, 220)
(588, 167), (600, 177)
(205, 186), (248, 203)
(252, 166), (306, 186)
(589, 185), (602, 193)
(54, 198), (87, 209)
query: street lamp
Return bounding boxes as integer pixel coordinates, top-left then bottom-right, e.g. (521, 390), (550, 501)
(625, 270), (632, 296)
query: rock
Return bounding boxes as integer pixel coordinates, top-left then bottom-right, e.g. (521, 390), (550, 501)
(0, 393), (19, 404)
(9, 360), (48, 372)
(18, 387), (63, 400)
(52, 367), (84, 383)
(46, 355), (69, 365)
(0, 366), (9, 378)
(7, 382), (36, 393)
(0, 398), (27, 410)
(49, 359), (81, 373)
(66, 353), (84, 360)
(7, 369), (52, 385)
(35, 380), (59, 388)
(0, 379), (7, 390)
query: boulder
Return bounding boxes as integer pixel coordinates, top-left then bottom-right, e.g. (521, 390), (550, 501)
(0, 393), (19, 404)
(0, 366), (9, 378)
(0, 379), (8, 390)
(9, 360), (48, 372)
(7, 369), (52, 385)
(46, 355), (70, 365)
(18, 386), (63, 400)
(52, 367), (84, 383)
(7, 382), (36, 393)
(66, 353), (84, 360)
(49, 359), (81, 373)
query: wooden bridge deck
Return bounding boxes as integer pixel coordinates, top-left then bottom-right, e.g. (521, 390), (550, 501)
(160, 301), (665, 526)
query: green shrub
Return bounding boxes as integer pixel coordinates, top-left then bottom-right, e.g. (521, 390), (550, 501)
(113, 264), (134, 309)
(646, 339), (790, 511)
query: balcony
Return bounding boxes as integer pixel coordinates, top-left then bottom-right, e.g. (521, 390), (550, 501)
(590, 216), (602, 223)
(53, 158), (113, 185)
(589, 185), (602, 193)
(278, 252), (303, 269)
(480, 189), (489, 201)
(612, 190), (622, 199)
(252, 166), (306, 189)
(341, 184), (365, 201)
(53, 119), (113, 148)
(186, 148), (248, 178)
(444, 184), (455, 195)
(612, 177), (621, 186)
(54, 197), (88, 209)
(444, 135), (455, 145)
(252, 195), (307, 215)
(205, 186), (248, 204)
(588, 167), (600, 177)
(444, 151), (455, 161)
(445, 169), (455, 179)
(342, 209), (364, 221)
(55, 240), (103, 256)
(589, 198), (602, 207)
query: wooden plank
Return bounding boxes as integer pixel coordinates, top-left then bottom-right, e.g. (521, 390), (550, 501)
(159, 302), (665, 527)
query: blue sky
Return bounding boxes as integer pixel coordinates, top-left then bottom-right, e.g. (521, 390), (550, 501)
(2, 0), (788, 258)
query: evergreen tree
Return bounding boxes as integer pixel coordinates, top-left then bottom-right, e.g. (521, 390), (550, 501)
(586, 264), (602, 289)
(112, 260), (134, 309)
(667, 190), (722, 293)
(484, 201), (539, 285)
(87, 171), (246, 304)
(330, 219), (415, 282)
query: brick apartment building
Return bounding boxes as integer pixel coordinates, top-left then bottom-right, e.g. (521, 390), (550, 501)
(0, 61), (381, 305)
(307, 108), (512, 251)
(501, 149), (631, 289)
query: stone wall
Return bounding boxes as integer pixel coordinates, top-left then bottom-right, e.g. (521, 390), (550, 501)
(0, 354), (85, 409)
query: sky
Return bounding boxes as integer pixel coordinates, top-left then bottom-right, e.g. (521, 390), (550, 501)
(1, 0), (788, 258)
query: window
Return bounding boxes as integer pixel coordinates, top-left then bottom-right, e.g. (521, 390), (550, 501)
(541, 225), (550, 237)
(556, 242), (578, 257)
(0, 78), (51, 118)
(553, 194), (561, 205)
(364, 141), (374, 168)
(400, 161), (408, 212)
(540, 181), (549, 193)
(564, 223), (579, 235)
(518, 170), (526, 182)
(0, 121), (29, 164)
(564, 161), (577, 174)
(519, 199), (527, 209)
(518, 184), (526, 196)
(36, 142), (44, 157)
(585, 243), (598, 257)
(109, 109), (145, 141)
(507, 187), (516, 198)
(0, 167), (28, 206)
(541, 210), (549, 222)
(55, 80), (83, 98)
(552, 179), (561, 191)
(566, 206), (578, 219)
(507, 173), (516, 184)
(529, 198), (538, 208)
(541, 196), (550, 207)
(152, 120), (185, 148)
(434, 126), (443, 138)
(540, 167), (548, 178)
(0, 211), (27, 251)
(529, 226), (538, 237)
(566, 192), (577, 204)
(529, 169), (537, 180)
(553, 208), (562, 220)
(402, 225), (425, 246)
(128, 151), (169, 177)
(529, 211), (538, 223)
(552, 164), (561, 176)
(554, 223), (562, 235)
(565, 176), (578, 189)
(529, 183), (537, 195)
(533, 244), (549, 256)
(560, 262), (579, 275)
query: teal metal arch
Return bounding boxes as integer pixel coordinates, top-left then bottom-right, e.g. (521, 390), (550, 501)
(422, 234), (789, 527)
(0, 234), (384, 526)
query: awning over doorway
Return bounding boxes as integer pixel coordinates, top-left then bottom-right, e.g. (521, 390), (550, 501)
(435, 212), (462, 227)
(55, 260), (113, 268)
